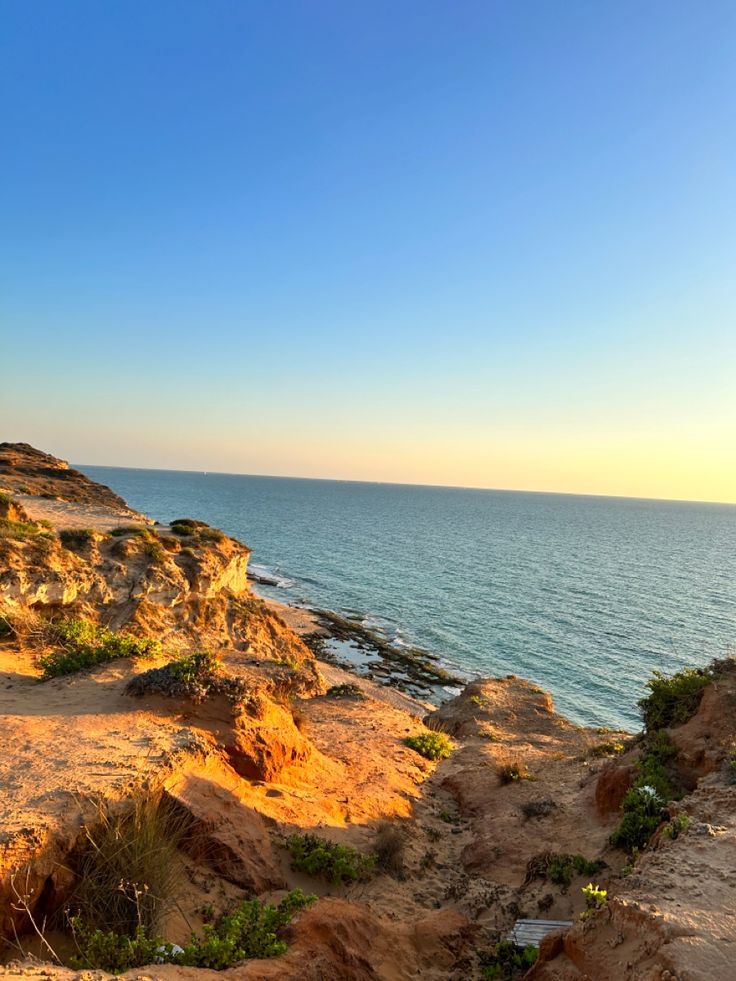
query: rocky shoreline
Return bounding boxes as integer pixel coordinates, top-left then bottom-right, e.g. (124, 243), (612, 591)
(1, 442), (735, 981)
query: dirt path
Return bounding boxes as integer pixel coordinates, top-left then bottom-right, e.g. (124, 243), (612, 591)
(16, 494), (153, 532)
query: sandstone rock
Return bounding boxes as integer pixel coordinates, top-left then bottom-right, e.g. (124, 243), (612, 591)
(595, 763), (635, 816)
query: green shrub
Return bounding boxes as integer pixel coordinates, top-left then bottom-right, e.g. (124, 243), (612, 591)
(481, 939), (538, 979)
(639, 666), (712, 731)
(169, 519), (225, 544)
(109, 526), (151, 537)
(70, 921), (170, 973)
(546, 853), (605, 888)
(662, 813), (691, 839)
(610, 785), (666, 851)
(59, 528), (95, 549)
(39, 618), (160, 678)
(610, 731), (682, 852)
(177, 891), (315, 967)
(287, 833), (376, 884)
(170, 518), (206, 536)
(70, 891), (315, 972)
(126, 650), (247, 703)
(405, 731), (452, 761)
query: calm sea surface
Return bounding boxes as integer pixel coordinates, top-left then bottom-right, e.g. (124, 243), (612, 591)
(81, 466), (736, 730)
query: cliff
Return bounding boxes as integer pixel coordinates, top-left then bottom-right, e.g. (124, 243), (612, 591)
(0, 446), (733, 981)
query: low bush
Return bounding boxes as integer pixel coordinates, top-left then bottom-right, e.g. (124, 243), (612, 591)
(326, 683), (365, 699)
(176, 890), (315, 968)
(521, 799), (557, 820)
(546, 853), (605, 888)
(589, 740), (625, 758)
(497, 758), (532, 783)
(481, 939), (538, 979)
(126, 650), (247, 703)
(39, 618), (160, 678)
(405, 731), (452, 761)
(69, 921), (171, 973)
(143, 539), (166, 564)
(70, 890), (315, 972)
(170, 518), (206, 536)
(639, 666), (712, 731)
(610, 786), (666, 852)
(287, 833), (376, 884)
(59, 528), (95, 550)
(109, 526), (151, 538)
(373, 821), (406, 878)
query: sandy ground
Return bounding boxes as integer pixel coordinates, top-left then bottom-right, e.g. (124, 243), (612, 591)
(16, 495), (151, 532)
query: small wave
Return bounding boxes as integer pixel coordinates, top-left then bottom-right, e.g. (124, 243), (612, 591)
(250, 564), (296, 589)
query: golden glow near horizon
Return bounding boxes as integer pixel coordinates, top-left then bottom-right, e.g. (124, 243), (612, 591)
(18, 409), (736, 505)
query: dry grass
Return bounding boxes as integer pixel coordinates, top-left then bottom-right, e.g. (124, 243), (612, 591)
(497, 756), (533, 784)
(70, 791), (189, 936)
(373, 821), (407, 879)
(0, 603), (56, 649)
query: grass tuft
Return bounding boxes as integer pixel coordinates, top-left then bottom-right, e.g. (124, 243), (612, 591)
(59, 528), (95, 550)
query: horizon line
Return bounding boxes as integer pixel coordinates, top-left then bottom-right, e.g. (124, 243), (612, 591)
(77, 460), (736, 509)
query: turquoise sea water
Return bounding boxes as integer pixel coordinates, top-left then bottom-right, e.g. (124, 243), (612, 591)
(82, 466), (736, 730)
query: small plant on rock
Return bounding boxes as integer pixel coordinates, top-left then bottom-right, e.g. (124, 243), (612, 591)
(405, 731), (452, 761)
(580, 883), (607, 919)
(662, 813), (691, 840)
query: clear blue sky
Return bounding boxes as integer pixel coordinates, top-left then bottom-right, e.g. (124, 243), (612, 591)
(2, 1), (735, 500)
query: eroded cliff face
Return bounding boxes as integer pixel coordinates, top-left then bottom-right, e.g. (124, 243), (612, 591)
(529, 663), (736, 981)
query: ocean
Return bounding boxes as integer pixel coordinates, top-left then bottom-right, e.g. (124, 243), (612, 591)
(81, 465), (736, 731)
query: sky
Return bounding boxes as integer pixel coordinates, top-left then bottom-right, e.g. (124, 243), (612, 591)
(2, 1), (735, 503)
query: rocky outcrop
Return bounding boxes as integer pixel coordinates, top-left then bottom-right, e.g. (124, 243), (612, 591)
(0, 442), (140, 513)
